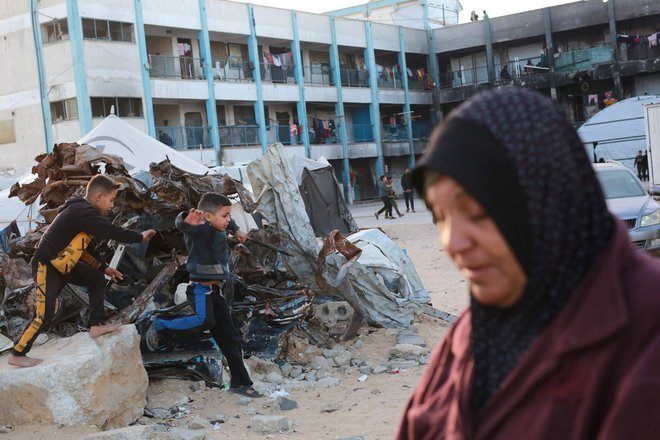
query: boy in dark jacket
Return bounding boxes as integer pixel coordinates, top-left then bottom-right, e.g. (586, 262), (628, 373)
(8, 175), (156, 367)
(150, 192), (260, 398)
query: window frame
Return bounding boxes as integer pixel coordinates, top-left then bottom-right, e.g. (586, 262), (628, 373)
(50, 98), (79, 123)
(81, 18), (134, 43)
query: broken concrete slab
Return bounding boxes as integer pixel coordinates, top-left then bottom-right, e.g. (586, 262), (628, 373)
(318, 376), (341, 388)
(396, 329), (427, 347)
(320, 402), (342, 413)
(388, 360), (420, 371)
(323, 348), (352, 367)
(83, 425), (163, 440)
(250, 415), (289, 433)
(189, 415), (213, 430)
(0, 325), (147, 430)
(389, 343), (431, 360)
(276, 396), (298, 411)
(245, 356), (281, 376)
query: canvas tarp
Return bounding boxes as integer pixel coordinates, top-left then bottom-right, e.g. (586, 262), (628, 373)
(247, 144), (427, 328)
(578, 95), (660, 169)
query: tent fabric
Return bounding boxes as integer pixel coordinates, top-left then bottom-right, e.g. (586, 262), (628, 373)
(578, 95), (660, 169)
(248, 144), (426, 327)
(300, 167), (358, 237)
(79, 115), (211, 176)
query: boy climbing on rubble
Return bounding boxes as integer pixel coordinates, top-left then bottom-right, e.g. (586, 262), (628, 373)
(148, 192), (262, 398)
(8, 175), (157, 368)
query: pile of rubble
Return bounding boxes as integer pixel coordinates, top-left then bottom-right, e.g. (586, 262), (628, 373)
(0, 142), (442, 435)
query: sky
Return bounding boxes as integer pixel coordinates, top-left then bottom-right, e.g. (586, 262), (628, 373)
(229, 0), (579, 23)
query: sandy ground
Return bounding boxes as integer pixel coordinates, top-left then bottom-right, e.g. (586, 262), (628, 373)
(7, 199), (469, 440)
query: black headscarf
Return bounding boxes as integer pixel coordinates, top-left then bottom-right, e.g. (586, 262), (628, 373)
(412, 87), (615, 416)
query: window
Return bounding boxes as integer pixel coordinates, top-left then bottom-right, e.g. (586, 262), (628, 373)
(50, 98), (78, 123)
(91, 97), (143, 118)
(41, 19), (69, 44)
(81, 18), (134, 42)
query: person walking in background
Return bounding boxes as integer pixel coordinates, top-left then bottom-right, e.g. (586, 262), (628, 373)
(634, 150), (645, 180)
(401, 168), (415, 213)
(386, 176), (404, 219)
(374, 175), (392, 219)
(642, 150), (649, 181)
(397, 87), (660, 439)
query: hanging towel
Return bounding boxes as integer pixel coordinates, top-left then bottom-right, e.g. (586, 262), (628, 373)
(407, 67), (413, 77)
(272, 54), (282, 67)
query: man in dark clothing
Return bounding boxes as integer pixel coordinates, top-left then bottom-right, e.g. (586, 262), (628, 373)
(401, 168), (415, 212)
(634, 150), (644, 180)
(8, 175), (156, 368)
(150, 193), (261, 398)
(642, 151), (649, 181)
(374, 175), (392, 219)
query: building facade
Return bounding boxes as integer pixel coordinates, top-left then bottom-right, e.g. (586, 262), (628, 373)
(1, 0), (439, 201)
(431, 0), (660, 125)
(1, 0), (659, 200)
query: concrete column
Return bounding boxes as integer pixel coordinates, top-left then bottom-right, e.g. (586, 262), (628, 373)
(422, 0), (443, 124)
(329, 17), (352, 202)
(399, 27), (415, 169)
(30, 0), (53, 153)
(291, 11), (310, 158)
(607, 0), (623, 99)
(134, 0), (155, 138)
(198, 0), (220, 162)
(543, 8), (557, 100)
(66, 0), (92, 135)
(247, 3), (267, 154)
(364, 21), (384, 179)
(483, 14), (495, 85)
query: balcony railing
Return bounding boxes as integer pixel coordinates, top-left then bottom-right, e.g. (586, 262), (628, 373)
(156, 123), (434, 150)
(149, 55), (205, 80)
(156, 126), (212, 149)
(260, 63), (296, 84)
(382, 123), (432, 141)
(340, 68), (370, 88)
(349, 124), (374, 142)
(211, 58), (254, 82)
(303, 65), (333, 86)
(377, 76), (403, 89)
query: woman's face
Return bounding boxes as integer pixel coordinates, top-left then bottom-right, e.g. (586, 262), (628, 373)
(426, 175), (527, 308)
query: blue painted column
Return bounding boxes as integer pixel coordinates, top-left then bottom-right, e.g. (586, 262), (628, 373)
(422, 0), (442, 124)
(329, 17), (351, 202)
(291, 11), (310, 158)
(30, 0), (53, 153)
(364, 21), (384, 179)
(247, 3), (267, 154)
(133, 0), (155, 138)
(483, 15), (495, 85)
(398, 27), (415, 169)
(66, 0), (92, 135)
(198, 0), (220, 161)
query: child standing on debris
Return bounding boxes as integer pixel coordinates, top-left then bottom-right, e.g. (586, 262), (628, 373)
(149, 192), (261, 398)
(8, 175), (157, 368)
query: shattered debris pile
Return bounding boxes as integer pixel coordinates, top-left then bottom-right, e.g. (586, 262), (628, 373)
(0, 142), (314, 363)
(0, 141), (440, 434)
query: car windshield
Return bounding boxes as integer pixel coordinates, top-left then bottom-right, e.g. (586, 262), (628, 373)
(596, 169), (646, 199)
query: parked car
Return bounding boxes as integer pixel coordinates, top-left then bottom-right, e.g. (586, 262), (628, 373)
(594, 162), (660, 255)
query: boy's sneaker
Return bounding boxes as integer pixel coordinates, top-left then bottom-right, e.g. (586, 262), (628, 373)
(374, 212), (379, 220)
(399, 213), (405, 218)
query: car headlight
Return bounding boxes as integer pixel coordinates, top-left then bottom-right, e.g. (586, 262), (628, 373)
(640, 209), (660, 227)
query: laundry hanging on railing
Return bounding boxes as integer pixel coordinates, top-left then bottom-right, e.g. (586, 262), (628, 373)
(262, 51), (294, 67)
(311, 117), (337, 143)
(617, 30), (660, 47)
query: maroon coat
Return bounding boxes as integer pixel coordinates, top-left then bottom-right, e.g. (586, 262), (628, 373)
(396, 222), (660, 440)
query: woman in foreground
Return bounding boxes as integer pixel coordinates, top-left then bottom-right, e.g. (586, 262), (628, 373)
(396, 87), (660, 439)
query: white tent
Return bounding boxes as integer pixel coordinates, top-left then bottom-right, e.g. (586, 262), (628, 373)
(79, 115), (211, 176)
(1, 115), (214, 233)
(578, 95), (660, 169)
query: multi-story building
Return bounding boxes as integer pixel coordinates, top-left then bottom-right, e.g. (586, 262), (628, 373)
(0, 0), (441, 201)
(1, 0), (659, 201)
(429, 0), (660, 125)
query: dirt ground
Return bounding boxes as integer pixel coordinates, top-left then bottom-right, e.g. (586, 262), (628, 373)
(8, 212), (469, 440)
